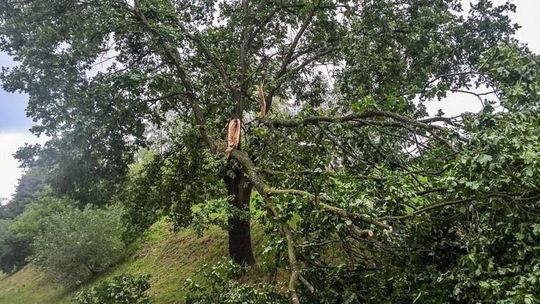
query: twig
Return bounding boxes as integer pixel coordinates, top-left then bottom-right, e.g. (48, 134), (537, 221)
(378, 198), (471, 221)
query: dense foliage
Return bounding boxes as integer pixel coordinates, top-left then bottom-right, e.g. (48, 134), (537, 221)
(31, 205), (126, 284)
(76, 274), (152, 304)
(1, 191), (73, 272)
(10, 191), (73, 242)
(1, 0), (539, 303)
(0, 219), (31, 273)
(185, 260), (288, 304)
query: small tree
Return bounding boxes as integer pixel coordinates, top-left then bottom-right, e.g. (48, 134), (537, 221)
(0, 219), (31, 274)
(31, 205), (126, 284)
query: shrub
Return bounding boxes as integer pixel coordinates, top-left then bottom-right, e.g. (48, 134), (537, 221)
(76, 274), (152, 304)
(0, 219), (31, 273)
(0, 192), (70, 274)
(31, 205), (126, 284)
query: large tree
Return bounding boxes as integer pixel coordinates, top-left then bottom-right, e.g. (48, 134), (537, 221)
(2, 1), (539, 302)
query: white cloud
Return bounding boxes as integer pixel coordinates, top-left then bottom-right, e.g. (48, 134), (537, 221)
(430, 0), (540, 116)
(0, 132), (47, 203)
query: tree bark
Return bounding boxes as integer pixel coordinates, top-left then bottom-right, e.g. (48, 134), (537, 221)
(224, 170), (255, 266)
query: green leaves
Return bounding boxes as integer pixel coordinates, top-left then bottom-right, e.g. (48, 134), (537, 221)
(481, 44), (540, 110)
(184, 260), (288, 304)
(76, 274), (152, 304)
(1, 0), (538, 302)
(0, 219), (31, 274)
(31, 205), (126, 284)
(477, 153), (493, 165)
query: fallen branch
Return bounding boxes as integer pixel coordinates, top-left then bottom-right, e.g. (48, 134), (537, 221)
(265, 188), (392, 231)
(378, 198), (471, 221)
(228, 149), (390, 304)
(299, 274), (315, 293)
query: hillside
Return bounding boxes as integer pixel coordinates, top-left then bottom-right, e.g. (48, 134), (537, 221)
(0, 220), (265, 304)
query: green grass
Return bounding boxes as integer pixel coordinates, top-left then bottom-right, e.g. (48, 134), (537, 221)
(0, 219), (267, 304)
(0, 266), (68, 304)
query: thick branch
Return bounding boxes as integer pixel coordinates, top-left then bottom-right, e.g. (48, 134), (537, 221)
(299, 275), (315, 294)
(257, 168), (387, 181)
(262, 110), (467, 149)
(319, 202), (393, 231)
(262, 111), (452, 130)
(229, 149), (301, 303)
(283, 223), (300, 304)
(133, 2), (215, 151)
(264, 188), (392, 230)
(228, 149), (386, 304)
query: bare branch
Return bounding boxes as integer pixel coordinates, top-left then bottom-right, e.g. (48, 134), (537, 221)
(278, 10), (316, 78)
(299, 275), (315, 294)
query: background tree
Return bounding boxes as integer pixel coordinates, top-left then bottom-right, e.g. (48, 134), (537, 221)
(0, 167), (49, 273)
(9, 190), (73, 243)
(0, 166), (47, 220)
(0, 219), (31, 273)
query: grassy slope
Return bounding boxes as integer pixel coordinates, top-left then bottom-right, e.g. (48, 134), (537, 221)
(0, 220), (266, 304)
(0, 266), (67, 304)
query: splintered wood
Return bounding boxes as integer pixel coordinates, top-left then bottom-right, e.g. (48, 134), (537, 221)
(257, 82), (266, 118)
(225, 118), (241, 156)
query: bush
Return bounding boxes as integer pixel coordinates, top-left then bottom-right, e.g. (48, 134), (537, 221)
(185, 260), (288, 304)
(0, 191), (69, 274)
(31, 205), (126, 284)
(0, 219), (31, 273)
(76, 274), (152, 304)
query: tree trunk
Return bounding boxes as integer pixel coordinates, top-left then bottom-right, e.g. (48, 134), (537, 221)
(224, 170), (255, 266)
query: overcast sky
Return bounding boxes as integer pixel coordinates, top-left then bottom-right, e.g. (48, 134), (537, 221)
(1, 0), (539, 202)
